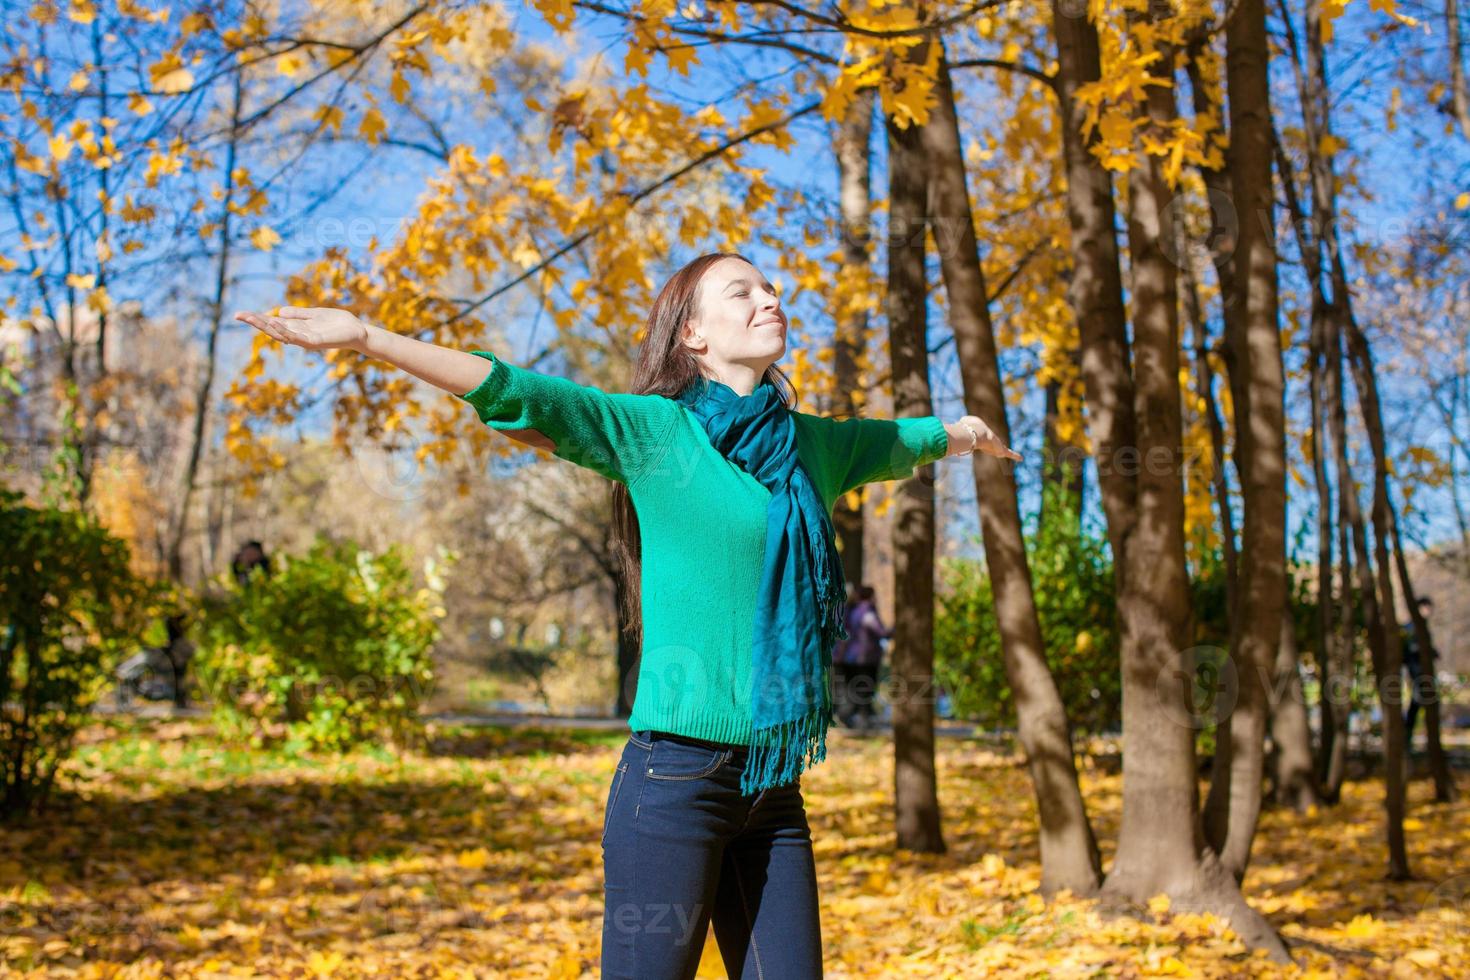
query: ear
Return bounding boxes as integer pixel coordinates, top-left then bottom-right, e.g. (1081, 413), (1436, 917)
(680, 317), (705, 354)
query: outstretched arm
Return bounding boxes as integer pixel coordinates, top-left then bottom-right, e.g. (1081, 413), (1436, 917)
(801, 412), (1022, 497)
(234, 308), (676, 481)
(234, 307), (555, 449)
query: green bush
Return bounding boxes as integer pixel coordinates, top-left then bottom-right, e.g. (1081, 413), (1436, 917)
(0, 490), (153, 817)
(935, 484), (1122, 734)
(193, 537), (449, 751)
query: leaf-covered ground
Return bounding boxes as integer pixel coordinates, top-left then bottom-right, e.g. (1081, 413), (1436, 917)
(1, 719), (1465, 978)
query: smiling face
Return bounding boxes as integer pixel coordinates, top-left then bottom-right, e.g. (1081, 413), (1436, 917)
(681, 256), (787, 393)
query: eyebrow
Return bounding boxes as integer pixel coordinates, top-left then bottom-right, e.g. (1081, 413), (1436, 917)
(723, 278), (777, 294)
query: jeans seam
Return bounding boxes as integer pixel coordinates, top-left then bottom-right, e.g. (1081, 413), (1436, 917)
(730, 859), (765, 980)
(601, 760), (628, 847)
(644, 739), (731, 781)
(646, 751), (729, 781)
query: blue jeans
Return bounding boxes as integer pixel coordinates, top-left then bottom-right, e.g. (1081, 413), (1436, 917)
(600, 729), (824, 979)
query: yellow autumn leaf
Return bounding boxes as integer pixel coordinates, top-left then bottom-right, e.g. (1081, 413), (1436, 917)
(314, 104), (345, 134)
(128, 91), (153, 116)
(67, 0), (96, 23)
(65, 272), (96, 289)
(68, 70), (88, 92)
(1343, 912), (1381, 938)
(358, 106), (387, 144)
(306, 949), (343, 976)
(49, 134), (73, 163)
(624, 44), (651, 77)
(457, 847), (490, 870)
(1455, 191), (1469, 210)
(249, 226), (281, 251)
(149, 54), (193, 95)
(390, 69), (410, 103)
(1320, 0), (1348, 43)
(86, 284), (110, 314)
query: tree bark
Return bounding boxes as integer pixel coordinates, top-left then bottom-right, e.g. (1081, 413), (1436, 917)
(1450, 0), (1470, 140)
(1284, 0), (1412, 876)
(885, 106), (945, 854)
(1050, 0), (1136, 571)
(1105, 15), (1201, 908)
(1201, 0), (1290, 883)
(832, 87), (877, 586)
(1390, 520), (1457, 802)
(1180, 260), (1237, 615)
(1050, 0), (1286, 956)
(1269, 613), (1321, 811)
(922, 47), (1102, 895)
(1339, 307), (1411, 880)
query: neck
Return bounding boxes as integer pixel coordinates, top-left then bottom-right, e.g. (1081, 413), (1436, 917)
(701, 360), (767, 397)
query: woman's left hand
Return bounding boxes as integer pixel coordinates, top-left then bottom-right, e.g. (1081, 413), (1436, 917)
(950, 415), (1022, 461)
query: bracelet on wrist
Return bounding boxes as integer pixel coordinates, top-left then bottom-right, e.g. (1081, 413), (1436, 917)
(959, 422), (979, 456)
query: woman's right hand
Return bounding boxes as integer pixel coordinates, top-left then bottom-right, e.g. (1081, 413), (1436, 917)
(233, 306), (370, 352)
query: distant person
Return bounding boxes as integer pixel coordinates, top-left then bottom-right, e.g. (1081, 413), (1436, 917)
(231, 539), (271, 587)
(162, 614), (195, 709)
(836, 584), (891, 731)
(1402, 595), (1440, 751)
(831, 582), (859, 724)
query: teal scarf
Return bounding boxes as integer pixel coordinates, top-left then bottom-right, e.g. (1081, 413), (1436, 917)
(676, 375), (848, 795)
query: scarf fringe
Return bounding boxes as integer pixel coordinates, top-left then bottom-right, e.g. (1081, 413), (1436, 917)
(741, 701), (830, 795)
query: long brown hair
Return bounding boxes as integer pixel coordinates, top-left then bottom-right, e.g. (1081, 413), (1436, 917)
(611, 251), (798, 652)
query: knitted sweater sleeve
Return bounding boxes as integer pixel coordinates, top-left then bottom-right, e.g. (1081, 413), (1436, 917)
(457, 351), (676, 485)
(794, 413), (950, 497)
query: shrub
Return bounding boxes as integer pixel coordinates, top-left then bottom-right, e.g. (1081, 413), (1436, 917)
(934, 484), (1122, 734)
(193, 537), (449, 751)
(0, 490), (153, 817)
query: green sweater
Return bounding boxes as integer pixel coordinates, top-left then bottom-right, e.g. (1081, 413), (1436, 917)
(458, 350), (951, 746)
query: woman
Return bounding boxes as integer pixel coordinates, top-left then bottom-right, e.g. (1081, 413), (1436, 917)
(235, 251), (1020, 979)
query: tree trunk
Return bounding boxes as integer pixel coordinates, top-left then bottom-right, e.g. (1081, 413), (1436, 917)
(1338, 310), (1411, 879)
(832, 87), (877, 586)
(1201, 0), (1290, 883)
(168, 72), (245, 582)
(1104, 15), (1201, 907)
(1389, 528), (1457, 802)
(1050, 0), (1136, 569)
(1053, 0), (1287, 956)
(1450, 0), (1470, 140)
(885, 106), (944, 855)
(1269, 613), (1321, 811)
(1180, 261), (1237, 615)
(1288, 0), (1412, 875)
(922, 47), (1101, 895)
(1303, 195), (1341, 800)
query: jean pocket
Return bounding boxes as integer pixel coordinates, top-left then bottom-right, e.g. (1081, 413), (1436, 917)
(645, 737), (729, 781)
(602, 760), (629, 846)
